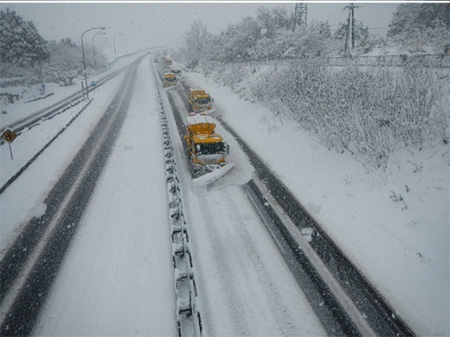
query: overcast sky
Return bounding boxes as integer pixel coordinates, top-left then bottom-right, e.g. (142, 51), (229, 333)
(1, 2), (398, 58)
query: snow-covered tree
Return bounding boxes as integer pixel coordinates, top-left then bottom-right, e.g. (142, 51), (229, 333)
(388, 3), (450, 37)
(318, 21), (332, 39)
(184, 20), (212, 67)
(417, 3), (450, 29)
(45, 37), (107, 85)
(255, 7), (280, 39)
(334, 21), (370, 45)
(45, 39), (82, 86)
(287, 22), (335, 58)
(0, 8), (50, 67)
(387, 3), (450, 53)
(387, 4), (422, 37)
(270, 7), (292, 31)
(228, 16), (260, 60)
(186, 6), (297, 63)
(209, 18), (258, 63)
(48, 39), (80, 68)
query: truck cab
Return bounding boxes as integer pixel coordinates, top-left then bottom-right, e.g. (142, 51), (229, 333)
(185, 114), (229, 165)
(189, 88), (213, 113)
(163, 73), (177, 87)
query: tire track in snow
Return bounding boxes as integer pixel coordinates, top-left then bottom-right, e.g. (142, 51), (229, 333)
(196, 192), (251, 336)
(220, 186), (301, 336)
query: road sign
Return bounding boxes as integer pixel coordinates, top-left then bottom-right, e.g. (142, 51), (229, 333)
(1, 129), (18, 143)
(1, 130), (18, 160)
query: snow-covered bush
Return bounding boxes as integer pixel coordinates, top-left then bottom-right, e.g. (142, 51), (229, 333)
(207, 59), (444, 171)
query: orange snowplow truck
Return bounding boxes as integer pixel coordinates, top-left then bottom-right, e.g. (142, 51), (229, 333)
(163, 73), (177, 87)
(188, 88), (213, 113)
(184, 114), (229, 165)
(164, 57), (173, 68)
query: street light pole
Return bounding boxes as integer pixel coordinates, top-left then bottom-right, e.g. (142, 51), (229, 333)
(81, 26), (105, 101)
(92, 32), (105, 70)
(113, 33), (124, 60)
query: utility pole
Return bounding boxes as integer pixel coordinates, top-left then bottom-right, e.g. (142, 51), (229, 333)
(343, 3), (359, 51)
(81, 27), (106, 101)
(351, 3), (358, 49)
(293, 3), (307, 31)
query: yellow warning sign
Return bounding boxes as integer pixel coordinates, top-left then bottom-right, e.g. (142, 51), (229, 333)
(1, 130), (18, 143)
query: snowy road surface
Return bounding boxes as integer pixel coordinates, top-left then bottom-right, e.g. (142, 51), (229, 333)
(186, 186), (324, 336)
(32, 56), (176, 335)
(1, 54), (325, 335)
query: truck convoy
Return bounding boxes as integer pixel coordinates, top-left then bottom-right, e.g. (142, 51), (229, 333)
(155, 57), (232, 179)
(188, 88), (214, 114)
(184, 114), (229, 166)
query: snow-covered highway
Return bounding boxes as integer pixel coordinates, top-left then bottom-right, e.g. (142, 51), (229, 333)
(1, 54), (326, 336)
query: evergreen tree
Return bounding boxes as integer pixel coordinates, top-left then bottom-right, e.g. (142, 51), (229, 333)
(0, 8), (50, 67)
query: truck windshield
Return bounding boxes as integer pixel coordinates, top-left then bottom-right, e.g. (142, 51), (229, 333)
(196, 142), (226, 155)
(196, 97), (211, 105)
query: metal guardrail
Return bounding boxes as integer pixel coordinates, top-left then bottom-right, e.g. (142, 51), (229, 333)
(152, 59), (203, 337)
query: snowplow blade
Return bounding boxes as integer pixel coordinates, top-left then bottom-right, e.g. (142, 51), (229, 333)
(164, 84), (178, 90)
(193, 163), (235, 187)
(204, 107), (216, 115)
